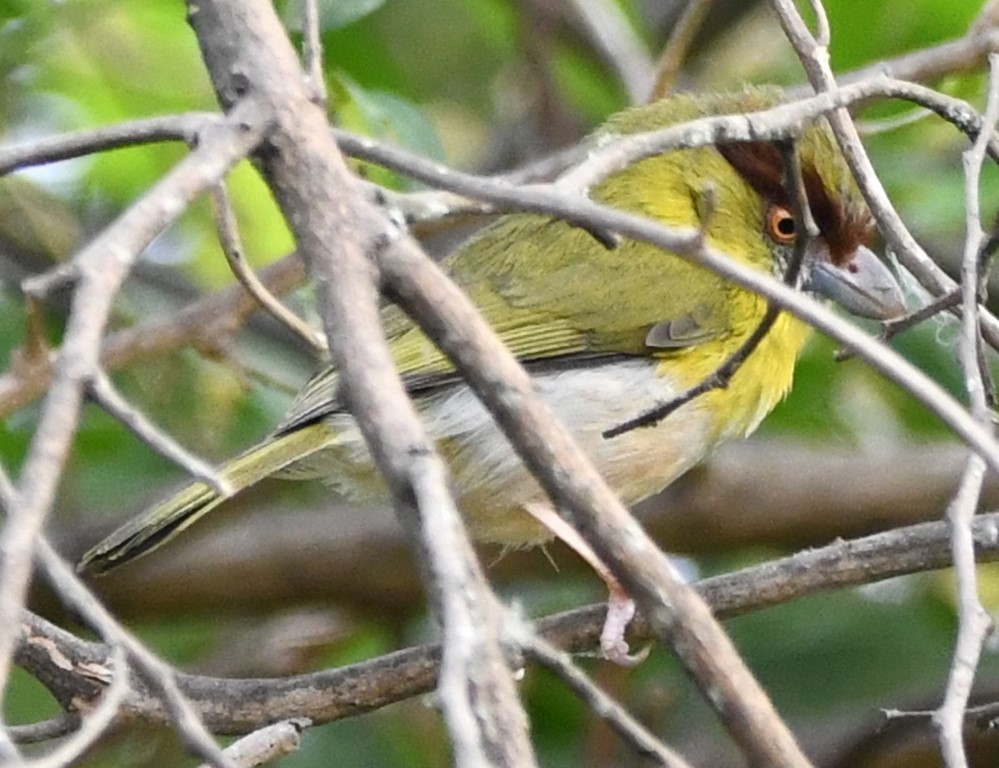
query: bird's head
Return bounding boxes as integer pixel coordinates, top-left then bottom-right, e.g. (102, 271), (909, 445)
(599, 89), (906, 321)
(717, 127), (905, 320)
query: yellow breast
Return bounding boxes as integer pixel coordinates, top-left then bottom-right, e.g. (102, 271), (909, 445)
(657, 305), (813, 445)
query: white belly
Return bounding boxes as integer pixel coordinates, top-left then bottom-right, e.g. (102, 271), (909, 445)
(317, 359), (716, 545)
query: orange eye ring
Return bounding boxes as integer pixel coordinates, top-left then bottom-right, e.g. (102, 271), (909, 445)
(766, 205), (797, 244)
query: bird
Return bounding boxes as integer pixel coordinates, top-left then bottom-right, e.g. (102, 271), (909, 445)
(79, 88), (906, 662)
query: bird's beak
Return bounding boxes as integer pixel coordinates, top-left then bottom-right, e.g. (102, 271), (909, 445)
(806, 245), (906, 320)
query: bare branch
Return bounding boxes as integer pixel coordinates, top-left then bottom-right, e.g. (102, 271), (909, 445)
(878, 290), (962, 345)
(20, 509), (999, 738)
(30, 77), (999, 768)
(932, 52), (999, 768)
(805, 0), (831, 48)
(0, 101), (267, 743)
(188, 1), (536, 763)
(356, 181), (495, 227)
(934, 459), (991, 768)
(6, 717), (78, 746)
(34, 539), (236, 768)
(25, 644), (127, 768)
(7, 6), (999, 764)
(61, 441), (999, 621)
(0, 114), (222, 176)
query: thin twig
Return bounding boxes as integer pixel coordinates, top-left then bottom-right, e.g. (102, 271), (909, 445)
(970, 696), (999, 727)
(209, 183), (327, 355)
(892, 690), (999, 730)
(602, 303), (777, 438)
(0, 252), (307, 421)
(516, 620), (693, 768)
(21, 263), (80, 301)
(0, 113), (222, 177)
(650, 0), (715, 100)
(835, 288), (961, 362)
(881, 290), (962, 340)
(86, 369), (232, 497)
(358, 180), (494, 227)
(932, 52), (999, 768)
(805, 0), (831, 48)
(934, 459), (990, 768)
(7, 13), (999, 760)
(857, 106), (933, 135)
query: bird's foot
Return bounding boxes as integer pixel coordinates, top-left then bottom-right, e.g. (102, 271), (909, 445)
(520, 501), (650, 666)
(600, 591), (649, 666)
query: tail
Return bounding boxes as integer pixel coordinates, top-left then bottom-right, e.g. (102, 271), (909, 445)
(78, 423), (333, 575)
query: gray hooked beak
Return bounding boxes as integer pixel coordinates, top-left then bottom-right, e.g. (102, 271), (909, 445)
(806, 246), (907, 320)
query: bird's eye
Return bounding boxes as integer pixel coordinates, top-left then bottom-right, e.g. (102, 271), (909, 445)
(766, 205), (796, 244)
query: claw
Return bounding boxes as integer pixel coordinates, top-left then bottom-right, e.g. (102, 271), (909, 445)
(523, 501), (650, 666)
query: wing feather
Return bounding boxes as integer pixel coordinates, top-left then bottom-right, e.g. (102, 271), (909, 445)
(277, 201), (735, 434)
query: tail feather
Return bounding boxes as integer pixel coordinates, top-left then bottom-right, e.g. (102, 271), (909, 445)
(78, 423), (333, 575)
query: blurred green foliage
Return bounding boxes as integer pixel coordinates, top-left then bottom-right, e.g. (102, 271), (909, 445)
(3, 0), (999, 766)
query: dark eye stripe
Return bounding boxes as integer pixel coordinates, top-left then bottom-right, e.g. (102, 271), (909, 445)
(717, 141), (874, 264)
